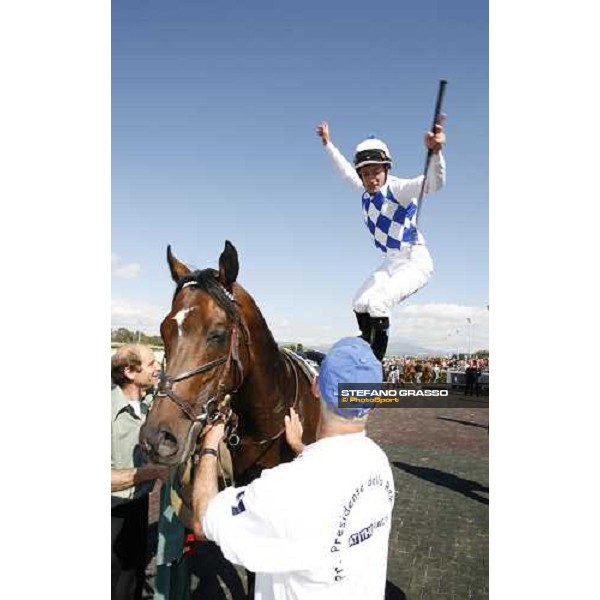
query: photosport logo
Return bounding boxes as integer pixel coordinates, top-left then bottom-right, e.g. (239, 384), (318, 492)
(337, 383), (479, 409)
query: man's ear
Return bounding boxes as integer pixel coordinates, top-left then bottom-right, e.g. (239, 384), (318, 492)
(123, 367), (136, 383)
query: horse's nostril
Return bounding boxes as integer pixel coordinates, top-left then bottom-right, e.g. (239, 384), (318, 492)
(157, 428), (179, 458)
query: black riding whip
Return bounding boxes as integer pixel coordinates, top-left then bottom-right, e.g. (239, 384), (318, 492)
(414, 80), (447, 227)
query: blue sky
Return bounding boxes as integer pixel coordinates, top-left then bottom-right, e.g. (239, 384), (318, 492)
(112, 0), (488, 354)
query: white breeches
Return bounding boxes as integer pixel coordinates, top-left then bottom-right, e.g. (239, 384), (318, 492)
(352, 245), (433, 318)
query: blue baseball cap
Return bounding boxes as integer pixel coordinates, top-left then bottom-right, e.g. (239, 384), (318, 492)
(318, 337), (383, 418)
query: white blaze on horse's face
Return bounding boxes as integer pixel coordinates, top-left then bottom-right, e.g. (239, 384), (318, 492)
(173, 307), (195, 337)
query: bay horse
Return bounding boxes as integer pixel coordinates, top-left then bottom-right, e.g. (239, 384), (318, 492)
(140, 241), (320, 491)
(402, 360), (415, 384)
(421, 361), (433, 385)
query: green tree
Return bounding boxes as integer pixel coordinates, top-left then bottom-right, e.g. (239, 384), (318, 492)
(111, 328), (164, 348)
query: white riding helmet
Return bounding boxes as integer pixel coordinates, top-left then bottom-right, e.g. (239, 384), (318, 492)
(353, 136), (393, 170)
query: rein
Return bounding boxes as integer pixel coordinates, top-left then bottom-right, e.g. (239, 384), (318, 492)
(249, 348), (301, 446)
(192, 349), (305, 495)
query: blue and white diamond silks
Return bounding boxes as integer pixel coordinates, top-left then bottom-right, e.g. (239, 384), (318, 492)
(361, 186), (422, 252)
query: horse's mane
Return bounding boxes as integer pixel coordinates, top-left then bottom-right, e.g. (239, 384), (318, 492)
(173, 269), (237, 320)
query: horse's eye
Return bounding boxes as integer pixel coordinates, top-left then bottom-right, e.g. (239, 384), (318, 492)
(207, 330), (227, 344)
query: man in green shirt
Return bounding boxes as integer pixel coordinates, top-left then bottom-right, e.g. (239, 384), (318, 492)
(111, 344), (169, 600)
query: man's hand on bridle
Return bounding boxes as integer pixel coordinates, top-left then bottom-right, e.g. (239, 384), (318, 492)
(202, 422), (226, 450)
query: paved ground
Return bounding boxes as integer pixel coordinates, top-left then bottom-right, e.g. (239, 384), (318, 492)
(145, 391), (488, 599)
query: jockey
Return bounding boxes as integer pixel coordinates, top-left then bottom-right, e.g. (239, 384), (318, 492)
(316, 119), (446, 360)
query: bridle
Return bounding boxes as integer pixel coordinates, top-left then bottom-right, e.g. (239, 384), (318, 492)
(155, 279), (247, 444)
(154, 274), (306, 473)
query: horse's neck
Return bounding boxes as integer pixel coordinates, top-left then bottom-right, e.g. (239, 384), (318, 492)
(238, 287), (284, 370)
(235, 289), (294, 432)
(238, 348), (292, 439)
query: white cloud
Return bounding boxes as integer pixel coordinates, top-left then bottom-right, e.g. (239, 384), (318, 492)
(268, 302), (489, 354)
(110, 298), (489, 356)
(269, 318), (355, 349)
(111, 300), (168, 334)
(391, 303), (489, 353)
(113, 263), (141, 279)
(111, 253), (142, 279)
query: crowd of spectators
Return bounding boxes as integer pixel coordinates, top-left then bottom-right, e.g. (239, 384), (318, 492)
(383, 355), (489, 384)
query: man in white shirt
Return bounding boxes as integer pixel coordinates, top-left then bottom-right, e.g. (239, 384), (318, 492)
(192, 337), (395, 600)
(389, 366), (401, 384)
(433, 363), (441, 384)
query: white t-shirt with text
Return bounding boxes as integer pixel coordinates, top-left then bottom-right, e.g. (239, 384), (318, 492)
(203, 432), (395, 600)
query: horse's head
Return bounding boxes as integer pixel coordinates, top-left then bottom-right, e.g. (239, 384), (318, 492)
(140, 241), (250, 466)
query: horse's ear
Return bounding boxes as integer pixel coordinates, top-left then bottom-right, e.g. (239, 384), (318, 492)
(167, 245), (191, 282)
(218, 240), (239, 289)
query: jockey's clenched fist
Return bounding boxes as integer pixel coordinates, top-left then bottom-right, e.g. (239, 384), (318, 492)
(316, 122), (330, 146)
(424, 114), (446, 154)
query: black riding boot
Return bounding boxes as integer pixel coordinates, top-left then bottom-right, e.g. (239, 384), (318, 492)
(354, 311), (372, 342)
(369, 317), (389, 362)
